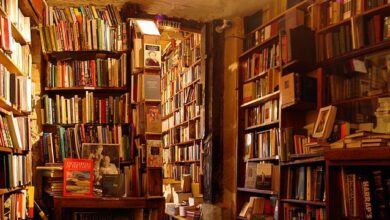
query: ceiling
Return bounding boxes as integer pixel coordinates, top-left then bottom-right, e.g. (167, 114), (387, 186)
(47, 0), (267, 21)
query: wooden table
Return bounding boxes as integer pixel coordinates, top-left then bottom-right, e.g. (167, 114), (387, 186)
(52, 196), (165, 220)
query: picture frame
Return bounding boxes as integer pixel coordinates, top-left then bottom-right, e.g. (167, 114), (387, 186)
(313, 105), (337, 139)
(144, 44), (161, 68)
(81, 143), (120, 187)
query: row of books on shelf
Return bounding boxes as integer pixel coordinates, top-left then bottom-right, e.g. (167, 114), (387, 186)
(41, 92), (131, 125)
(163, 164), (200, 183)
(161, 66), (200, 100)
(2, 189), (32, 220)
(317, 15), (390, 61)
(45, 4), (122, 27)
(328, 72), (371, 103)
(283, 204), (325, 220)
(41, 124), (135, 163)
(241, 42), (280, 81)
(161, 91), (201, 119)
(242, 70), (279, 103)
(0, 154), (31, 189)
(163, 143), (201, 163)
(46, 54), (127, 88)
(11, 41), (31, 75)
(1, 0), (31, 43)
(244, 99), (279, 128)
(0, 65), (32, 112)
(318, 0), (389, 29)
(39, 21), (127, 53)
(245, 162), (279, 191)
(243, 17), (279, 51)
(238, 196), (277, 220)
(286, 165), (325, 202)
(40, 4), (127, 53)
(161, 34), (201, 72)
(161, 123), (201, 146)
(243, 128), (280, 160)
(341, 168), (390, 219)
(0, 114), (30, 151)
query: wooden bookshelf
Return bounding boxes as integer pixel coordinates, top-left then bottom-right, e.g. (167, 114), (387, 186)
(281, 199), (326, 207)
(281, 156), (325, 166)
(18, 0), (42, 26)
(244, 120), (279, 132)
(0, 97), (28, 116)
(325, 147), (390, 161)
(44, 87), (129, 92)
(0, 50), (25, 76)
(237, 187), (278, 196)
(240, 34), (279, 59)
(44, 50), (126, 60)
(245, 155), (279, 162)
(240, 91), (280, 108)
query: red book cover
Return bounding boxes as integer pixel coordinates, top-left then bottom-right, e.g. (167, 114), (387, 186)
(373, 15), (381, 44)
(101, 99), (106, 123)
(90, 60), (96, 87)
(63, 158), (93, 197)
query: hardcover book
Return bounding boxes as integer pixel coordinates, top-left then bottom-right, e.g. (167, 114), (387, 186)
(63, 158), (93, 197)
(146, 140), (163, 167)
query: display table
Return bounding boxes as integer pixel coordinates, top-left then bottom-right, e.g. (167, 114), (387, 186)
(52, 196), (165, 220)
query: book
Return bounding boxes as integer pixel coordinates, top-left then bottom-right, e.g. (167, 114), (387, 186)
(244, 162), (257, 188)
(144, 44), (161, 68)
(256, 163), (272, 190)
(63, 158), (93, 197)
(146, 140), (163, 167)
(280, 72), (317, 108)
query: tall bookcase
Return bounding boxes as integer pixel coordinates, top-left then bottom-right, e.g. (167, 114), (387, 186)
(161, 31), (203, 201)
(0, 0), (36, 218)
(237, 1), (390, 220)
(37, 5), (164, 219)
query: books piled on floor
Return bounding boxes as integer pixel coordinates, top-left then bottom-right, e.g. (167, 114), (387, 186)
(46, 54), (127, 88)
(40, 4), (127, 52)
(41, 92), (131, 124)
(330, 132), (390, 149)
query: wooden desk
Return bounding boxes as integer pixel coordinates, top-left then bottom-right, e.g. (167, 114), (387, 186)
(53, 196), (165, 220)
(165, 212), (190, 220)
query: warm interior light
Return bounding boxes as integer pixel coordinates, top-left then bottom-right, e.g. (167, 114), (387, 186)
(135, 20), (160, 36)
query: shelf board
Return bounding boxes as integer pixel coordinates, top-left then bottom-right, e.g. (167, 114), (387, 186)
(240, 91), (280, 108)
(243, 69), (269, 84)
(281, 199), (326, 207)
(237, 187), (278, 195)
(244, 120), (279, 132)
(325, 147), (390, 161)
(318, 3), (390, 34)
(143, 99), (162, 103)
(281, 100), (316, 111)
(172, 160), (200, 164)
(240, 34), (279, 58)
(11, 23), (29, 45)
(321, 40), (390, 65)
(331, 92), (390, 106)
(0, 97), (27, 116)
(44, 50), (126, 60)
(236, 216), (246, 220)
(289, 152), (324, 160)
(183, 78), (201, 89)
(281, 156), (324, 166)
(245, 155), (279, 162)
(188, 58), (201, 68)
(0, 186), (24, 195)
(43, 122), (131, 127)
(175, 139), (202, 146)
(18, 0), (41, 26)
(244, 0), (312, 38)
(0, 50), (25, 76)
(44, 87), (128, 92)
(0, 146), (12, 153)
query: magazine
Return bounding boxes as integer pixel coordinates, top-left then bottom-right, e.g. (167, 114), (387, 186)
(63, 159), (93, 197)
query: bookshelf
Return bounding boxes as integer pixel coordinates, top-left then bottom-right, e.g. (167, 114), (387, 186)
(238, 1), (390, 220)
(36, 5), (163, 219)
(236, 0), (322, 219)
(161, 32), (203, 194)
(0, 0), (36, 218)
